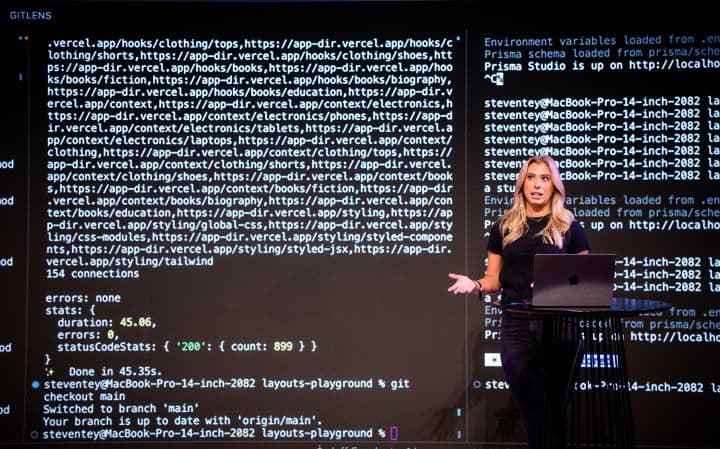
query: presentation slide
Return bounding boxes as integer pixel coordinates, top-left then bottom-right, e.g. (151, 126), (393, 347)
(2, 2), (718, 448)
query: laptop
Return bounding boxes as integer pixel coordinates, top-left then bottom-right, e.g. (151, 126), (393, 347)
(531, 254), (615, 307)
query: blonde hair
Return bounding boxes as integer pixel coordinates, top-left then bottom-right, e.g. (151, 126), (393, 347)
(499, 155), (574, 248)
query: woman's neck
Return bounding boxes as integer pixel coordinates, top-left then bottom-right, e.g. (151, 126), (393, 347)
(525, 206), (550, 218)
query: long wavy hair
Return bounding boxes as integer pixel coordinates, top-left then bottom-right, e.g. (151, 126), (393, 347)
(499, 155), (574, 248)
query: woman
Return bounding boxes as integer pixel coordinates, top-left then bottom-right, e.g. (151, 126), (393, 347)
(448, 155), (589, 449)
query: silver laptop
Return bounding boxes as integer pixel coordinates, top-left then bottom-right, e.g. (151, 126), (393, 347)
(531, 254), (615, 307)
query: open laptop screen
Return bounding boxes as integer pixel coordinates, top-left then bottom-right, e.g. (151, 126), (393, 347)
(531, 254), (616, 307)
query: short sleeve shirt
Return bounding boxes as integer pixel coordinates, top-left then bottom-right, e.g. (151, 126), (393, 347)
(487, 216), (590, 303)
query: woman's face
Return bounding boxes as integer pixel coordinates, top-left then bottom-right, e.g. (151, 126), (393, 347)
(523, 161), (554, 213)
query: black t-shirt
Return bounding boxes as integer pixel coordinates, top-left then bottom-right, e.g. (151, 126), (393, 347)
(487, 215), (590, 303)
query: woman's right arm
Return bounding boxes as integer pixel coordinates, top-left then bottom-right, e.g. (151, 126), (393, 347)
(447, 251), (502, 295)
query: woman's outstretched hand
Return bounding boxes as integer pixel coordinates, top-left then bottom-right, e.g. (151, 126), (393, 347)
(447, 273), (476, 295)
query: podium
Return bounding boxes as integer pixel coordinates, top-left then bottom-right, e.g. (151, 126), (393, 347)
(503, 298), (671, 449)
